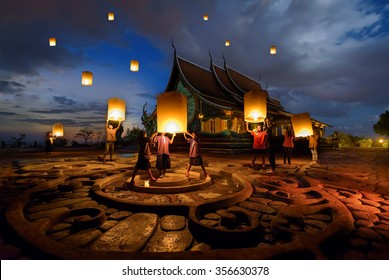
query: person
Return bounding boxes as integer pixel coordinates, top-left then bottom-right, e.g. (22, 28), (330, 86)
(265, 117), (276, 173)
(245, 122), (268, 169)
(128, 130), (157, 186)
(45, 132), (53, 154)
(152, 131), (176, 178)
(183, 131), (208, 178)
(282, 126), (294, 165)
(308, 129), (319, 164)
(102, 120), (121, 163)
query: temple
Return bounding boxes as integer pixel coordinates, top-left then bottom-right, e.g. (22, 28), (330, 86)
(159, 48), (330, 152)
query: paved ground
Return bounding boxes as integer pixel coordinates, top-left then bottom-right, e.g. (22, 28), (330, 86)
(0, 146), (388, 259)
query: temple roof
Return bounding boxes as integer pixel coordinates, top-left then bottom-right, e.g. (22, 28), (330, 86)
(165, 50), (293, 117)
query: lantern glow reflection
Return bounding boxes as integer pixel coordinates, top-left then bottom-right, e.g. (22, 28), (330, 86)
(52, 123), (64, 137)
(291, 112), (313, 137)
(157, 91), (187, 133)
(244, 89), (267, 123)
(107, 97), (126, 121)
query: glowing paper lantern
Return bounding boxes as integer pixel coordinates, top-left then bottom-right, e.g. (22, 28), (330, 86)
(291, 112), (313, 137)
(270, 45), (277, 55)
(157, 91), (187, 133)
(244, 89), (267, 123)
(107, 97), (126, 121)
(49, 37), (56, 46)
(108, 12), (115, 21)
(130, 60), (139, 72)
(225, 40), (230, 46)
(52, 123), (64, 137)
(81, 71), (93, 86)
(203, 14), (208, 21)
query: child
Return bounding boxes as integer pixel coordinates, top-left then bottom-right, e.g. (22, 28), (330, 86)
(183, 131), (208, 178)
(128, 131), (157, 186)
(245, 122), (268, 169)
(153, 132), (176, 178)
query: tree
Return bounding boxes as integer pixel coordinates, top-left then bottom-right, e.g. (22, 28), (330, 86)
(73, 127), (95, 145)
(9, 133), (26, 147)
(374, 110), (389, 137)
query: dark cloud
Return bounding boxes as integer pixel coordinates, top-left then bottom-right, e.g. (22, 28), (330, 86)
(0, 80), (26, 94)
(53, 96), (77, 106)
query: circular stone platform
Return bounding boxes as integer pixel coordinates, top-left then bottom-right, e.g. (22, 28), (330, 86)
(124, 172), (212, 193)
(2, 149), (389, 260)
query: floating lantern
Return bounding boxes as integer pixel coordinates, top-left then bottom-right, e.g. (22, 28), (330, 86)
(52, 123), (64, 137)
(108, 12), (114, 21)
(49, 37), (56, 47)
(81, 71), (93, 86)
(270, 45), (277, 55)
(291, 112), (313, 137)
(203, 14), (208, 21)
(244, 89), (267, 123)
(107, 97), (126, 121)
(157, 91), (187, 133)
(130, 60), (139, 72)
(225, 40), (230, 46)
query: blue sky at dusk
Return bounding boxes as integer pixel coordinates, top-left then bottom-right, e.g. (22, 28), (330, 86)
(1, 0), (389, 143)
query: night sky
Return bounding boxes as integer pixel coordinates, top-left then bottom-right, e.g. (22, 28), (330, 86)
(1, 0), (388, 144)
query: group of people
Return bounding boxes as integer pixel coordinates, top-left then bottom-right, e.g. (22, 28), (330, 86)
(246, 118), (319, 173)
(102, 117), (319, 186)
(127, 130), (208, 186)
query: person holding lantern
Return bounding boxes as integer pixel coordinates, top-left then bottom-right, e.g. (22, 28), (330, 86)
(152, 131), (176, 178)
(246, 122), (268, 169)
(45, 131), (54, 154)
(283, 126), (295, 165)
(183, 131), (208, 178)
(102, 120), (121, 164)
(308, 129), (319, 164)
(265, 117), (276, 173)
(128, 130), (157, 186)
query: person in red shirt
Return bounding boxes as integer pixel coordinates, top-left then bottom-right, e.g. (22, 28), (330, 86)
(282, 126), (295, 164)
(246, 122), (268, 169)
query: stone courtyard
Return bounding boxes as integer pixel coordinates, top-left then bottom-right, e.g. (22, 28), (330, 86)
(0, 147), (388, 260)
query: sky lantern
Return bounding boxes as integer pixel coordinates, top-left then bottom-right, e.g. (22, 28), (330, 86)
(157, 91), (187, 133)
(49, 37), (56, 47)
(130, 60), (139, 72)
(291, 112), (314, 137)
(107, 97), (126, 121)
(225, 40), (230, 46)
(81, 71), (93, 86)
(244, 89), (267, 123)
(203, 14), (208, 21)
(270, 45), (277, 55)
(52, 123), (64, 137)
(108, 12), (115, 21)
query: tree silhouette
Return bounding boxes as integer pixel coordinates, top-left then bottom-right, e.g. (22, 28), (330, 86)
(373, 110), (389, 137)
(74, 127), (95, 145)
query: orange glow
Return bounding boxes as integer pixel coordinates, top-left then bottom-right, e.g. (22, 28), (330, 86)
(291, 112), (314, 137)
(157, 91), (187, 133)
(244, 89), (267, 123)
(108, 12), (114, 21)
(270, 45), (277, 55)
(49, 37), (56, 46)
(107, 97), (126, 121)
(130, 60), (139, 72)
(52, 123), (64, 137)
(81, 71), (93, 86)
